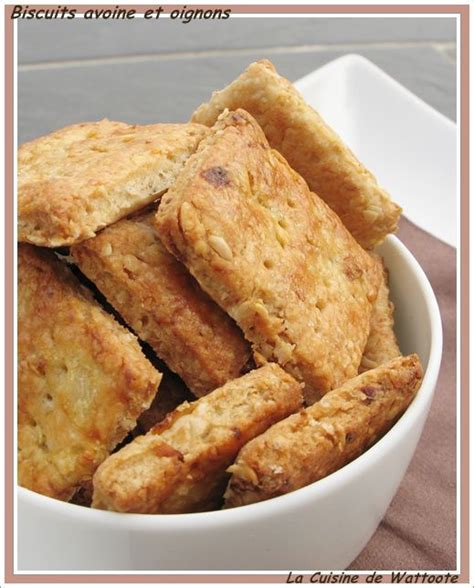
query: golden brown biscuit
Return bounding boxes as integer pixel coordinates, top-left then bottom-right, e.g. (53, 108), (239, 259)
(156, 109), (381, 404)
(359, 255), (401, 372)
(71, 209), (251, 397)
(18, 120), (209, 247)
(92, 364), (303, 514)
(191, 60), (401, 249)
(18, 244), (161, 501)
(225, 354), (423, 508)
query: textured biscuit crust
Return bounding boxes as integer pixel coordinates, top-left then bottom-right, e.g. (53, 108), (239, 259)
(191, 60), (401, 249)
(72, 209), (250, 397)
(18, 244), (161, 501)
(360, 255), (401, 372)
(156, 109), (381, 404)
(18, 120), (209, 247)
(225, 354), (423, 508)
(92, 364), (303, 514)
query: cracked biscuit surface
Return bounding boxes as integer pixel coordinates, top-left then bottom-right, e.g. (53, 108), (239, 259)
(225, 354), (423, 508)
(156, 109), (381, 404)
(191, 59), (401, 249)
(18, 244), (161, 501)
(92, 364), (303, 514)
(72, 208), (251, 397)
(18, 120), (209, 247)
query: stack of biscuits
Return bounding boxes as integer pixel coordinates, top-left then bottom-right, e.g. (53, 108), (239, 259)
(18, 60), (423, 514)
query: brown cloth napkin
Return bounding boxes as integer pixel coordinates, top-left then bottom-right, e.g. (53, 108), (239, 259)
(350, 217), (457, 571)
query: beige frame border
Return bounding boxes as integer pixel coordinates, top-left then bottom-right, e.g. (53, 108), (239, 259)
(4, 4), (469, 584)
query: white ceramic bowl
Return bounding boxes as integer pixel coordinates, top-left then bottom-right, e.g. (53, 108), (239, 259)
(17, 235), (442, 572)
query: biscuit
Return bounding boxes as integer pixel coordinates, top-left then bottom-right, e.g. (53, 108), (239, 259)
(191, 60), (401, 249)
(359, 255), (401, 372)
(71, 209), (251, 397)
(225, 354), (423, 508)
(18, 244), (161, 501)
(92, 364), (303, 514)
(156, 109), (381, 404)
(18, 120), (209, 247)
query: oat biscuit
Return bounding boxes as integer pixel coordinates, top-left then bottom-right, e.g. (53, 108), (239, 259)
(18, 244), (161, 501)
(191, 60), (401, 249)
(18, 120), (209, 247)
(225, 354), (423, 507)
(359, 255), (401, 372)
(71, 208), (251, 396)
(92, 364), (303, 514)
(156, 109), (381, 404)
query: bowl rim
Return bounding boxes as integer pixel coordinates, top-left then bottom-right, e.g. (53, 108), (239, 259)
(17, 234), (443, 531)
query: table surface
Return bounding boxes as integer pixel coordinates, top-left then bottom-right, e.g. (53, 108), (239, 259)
(18, 17), (455, 144)
(16, 16), (457, 573)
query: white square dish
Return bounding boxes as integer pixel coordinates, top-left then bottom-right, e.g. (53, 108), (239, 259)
(294, 54), (457, 248)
